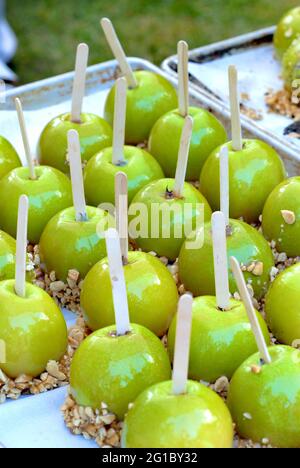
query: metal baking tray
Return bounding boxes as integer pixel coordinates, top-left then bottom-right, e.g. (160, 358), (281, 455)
(162, 26), (300, 177)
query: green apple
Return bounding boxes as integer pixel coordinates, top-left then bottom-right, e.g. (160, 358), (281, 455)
(129, 178), (212, 261)
(39, 206), (113, 281)
(282, 38), (300, 90)
(122, 380), (233, 448)
(179, 219), (274, 300)
(262, 177), (300, 256)
(81, 251), (178, 336)
(0, 136), (21, 180)
(228, 345), (300, 448)
(148, 107), (227, 180)
(168, 296), (270, 383)
(0, 230), (34, 282)
(200, 140), (286, 223)
(104, 71), (177, 144)
(0, 280), (67, 378)
(0, 166), (72, 244)
(70, 323), (171, 419)
(38, 113), (112, 174)
(84, 145), (164, 206)
(274, 7), (300, 59)
(265, 263), (300, 345)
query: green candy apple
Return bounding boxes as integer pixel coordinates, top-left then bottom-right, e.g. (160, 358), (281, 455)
(148, 107), (227, 180)
(200, 140), (286, 223)
(168, 296), (270, 383)
(129, 178), (212, 261)
(0, 136), (21, 180)
(0, 230), (34, 282)
(282, 38), (300, 90)
(104, 71), (177, 144)
(84, 145), (164, 206)
(70, 323), (171, 419)
(0, 166), (72, 244)
(262, 177), (300, 256)
(179, 219), (274, 300)
(274, 7), (300, 59)
(81, 251), (178, 336)
(228, 345), (300, 448)
(122, 380), (233, 448)
(38, 113), (112, 174)
(39, 206), (113, 281)
(0, 280), (67, 378)
(265, 263), (300, 345)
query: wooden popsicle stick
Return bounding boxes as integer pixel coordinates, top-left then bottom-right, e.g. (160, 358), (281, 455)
(105, 228), (131, 335)
(230, 256), (272, 364)
(173, 115), (193, 197)
(100, 18), (137, 89)
(220, 146), (230, 226)
(71, 43), (89, 123)
(178, 40), (189, 117)
(212, 211), (230, 310)
(172, 294), (193, 395)
(68, 129), (88, 222)
(15, 195), (29, 298)
(112, 77), (127, 166)
(228, 65), (243, 151)
(15, 98), (36, 180)
(115, 172), (128, 264)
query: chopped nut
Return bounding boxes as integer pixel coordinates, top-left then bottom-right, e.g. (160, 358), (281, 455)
(281, 210), (296, 225)
(252, 262), (263, 276)
(243, 413), (252, 420)
(46, 361), (66, 381)
(50, 281), (65, 292)
(251, 365), (261, 374)
(292, 339), (300, 349)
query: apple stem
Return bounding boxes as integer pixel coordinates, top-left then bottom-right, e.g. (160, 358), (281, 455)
(172, 293), (193, 395)
(15, 195), (29, 298)
(230, 256), (272, 364)
(220, 146), (230, 227)
(15, 98), (36, 180)
(100, 18), (138, 89)
(178, 40), (189, 118)
(212, 211), (231, 311)
(173, 115), (193, 197)
(68, 129), (88, 222)
(71, 43), (89, 124)
(105, 228), (131, 336)
(228, 65), (243, 152)
(112, 77), (127, 166)
(115, 172), (128, 264)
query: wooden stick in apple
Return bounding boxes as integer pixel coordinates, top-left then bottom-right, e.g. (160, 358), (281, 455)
(115, 171), (128, 264)
(212, 211), (230, 310)
(71, 43), (89, 123)
(68, 129), (88, 222)
(230, 256), (272, 364)
(100, 18), (138, 89)
(228, 65), (243, 152)
(173, 115), (193, 197)
(112, 77), (127, 166)
(105, 228), (131, 336)
(178, 40), (189, 118)
(172, 293), (193, 395)
(15, 195), (29, 298)
(15, 98), (36, 180)
(220, 146), (229, 226)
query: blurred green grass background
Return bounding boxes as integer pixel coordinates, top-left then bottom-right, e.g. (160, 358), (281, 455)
(7, 0), (300, 83)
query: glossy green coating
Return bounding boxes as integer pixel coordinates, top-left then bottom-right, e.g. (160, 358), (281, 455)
(0, 230), (34, 282)
(129, 178), (212, 261)
(179, 219), (274, 300)
(104, 71), (177, 144)
(282, 38), (300, 90)
(122, 380), (234, 448)
(81, 251), (178, 336)
(70, 324), (171, 419)
(0, 166), (72, 244)
(39, 206), (113, 281)
(168, 296), (270, 383)
(200, 140), (286, 223)
(274, 7), (300, 59)
(228, 345), (300, 448)
(262, 177), (300, 256)
(0, 280), (67, 378)
(265, 263), (300, 345)
(0, 136), (21, 180)
(148, 107), (227, 180)
(84, 145), (164, 206)
(38, 113), (112, 174)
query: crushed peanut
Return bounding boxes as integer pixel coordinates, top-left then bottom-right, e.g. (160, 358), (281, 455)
(281, 210), (296, 225)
